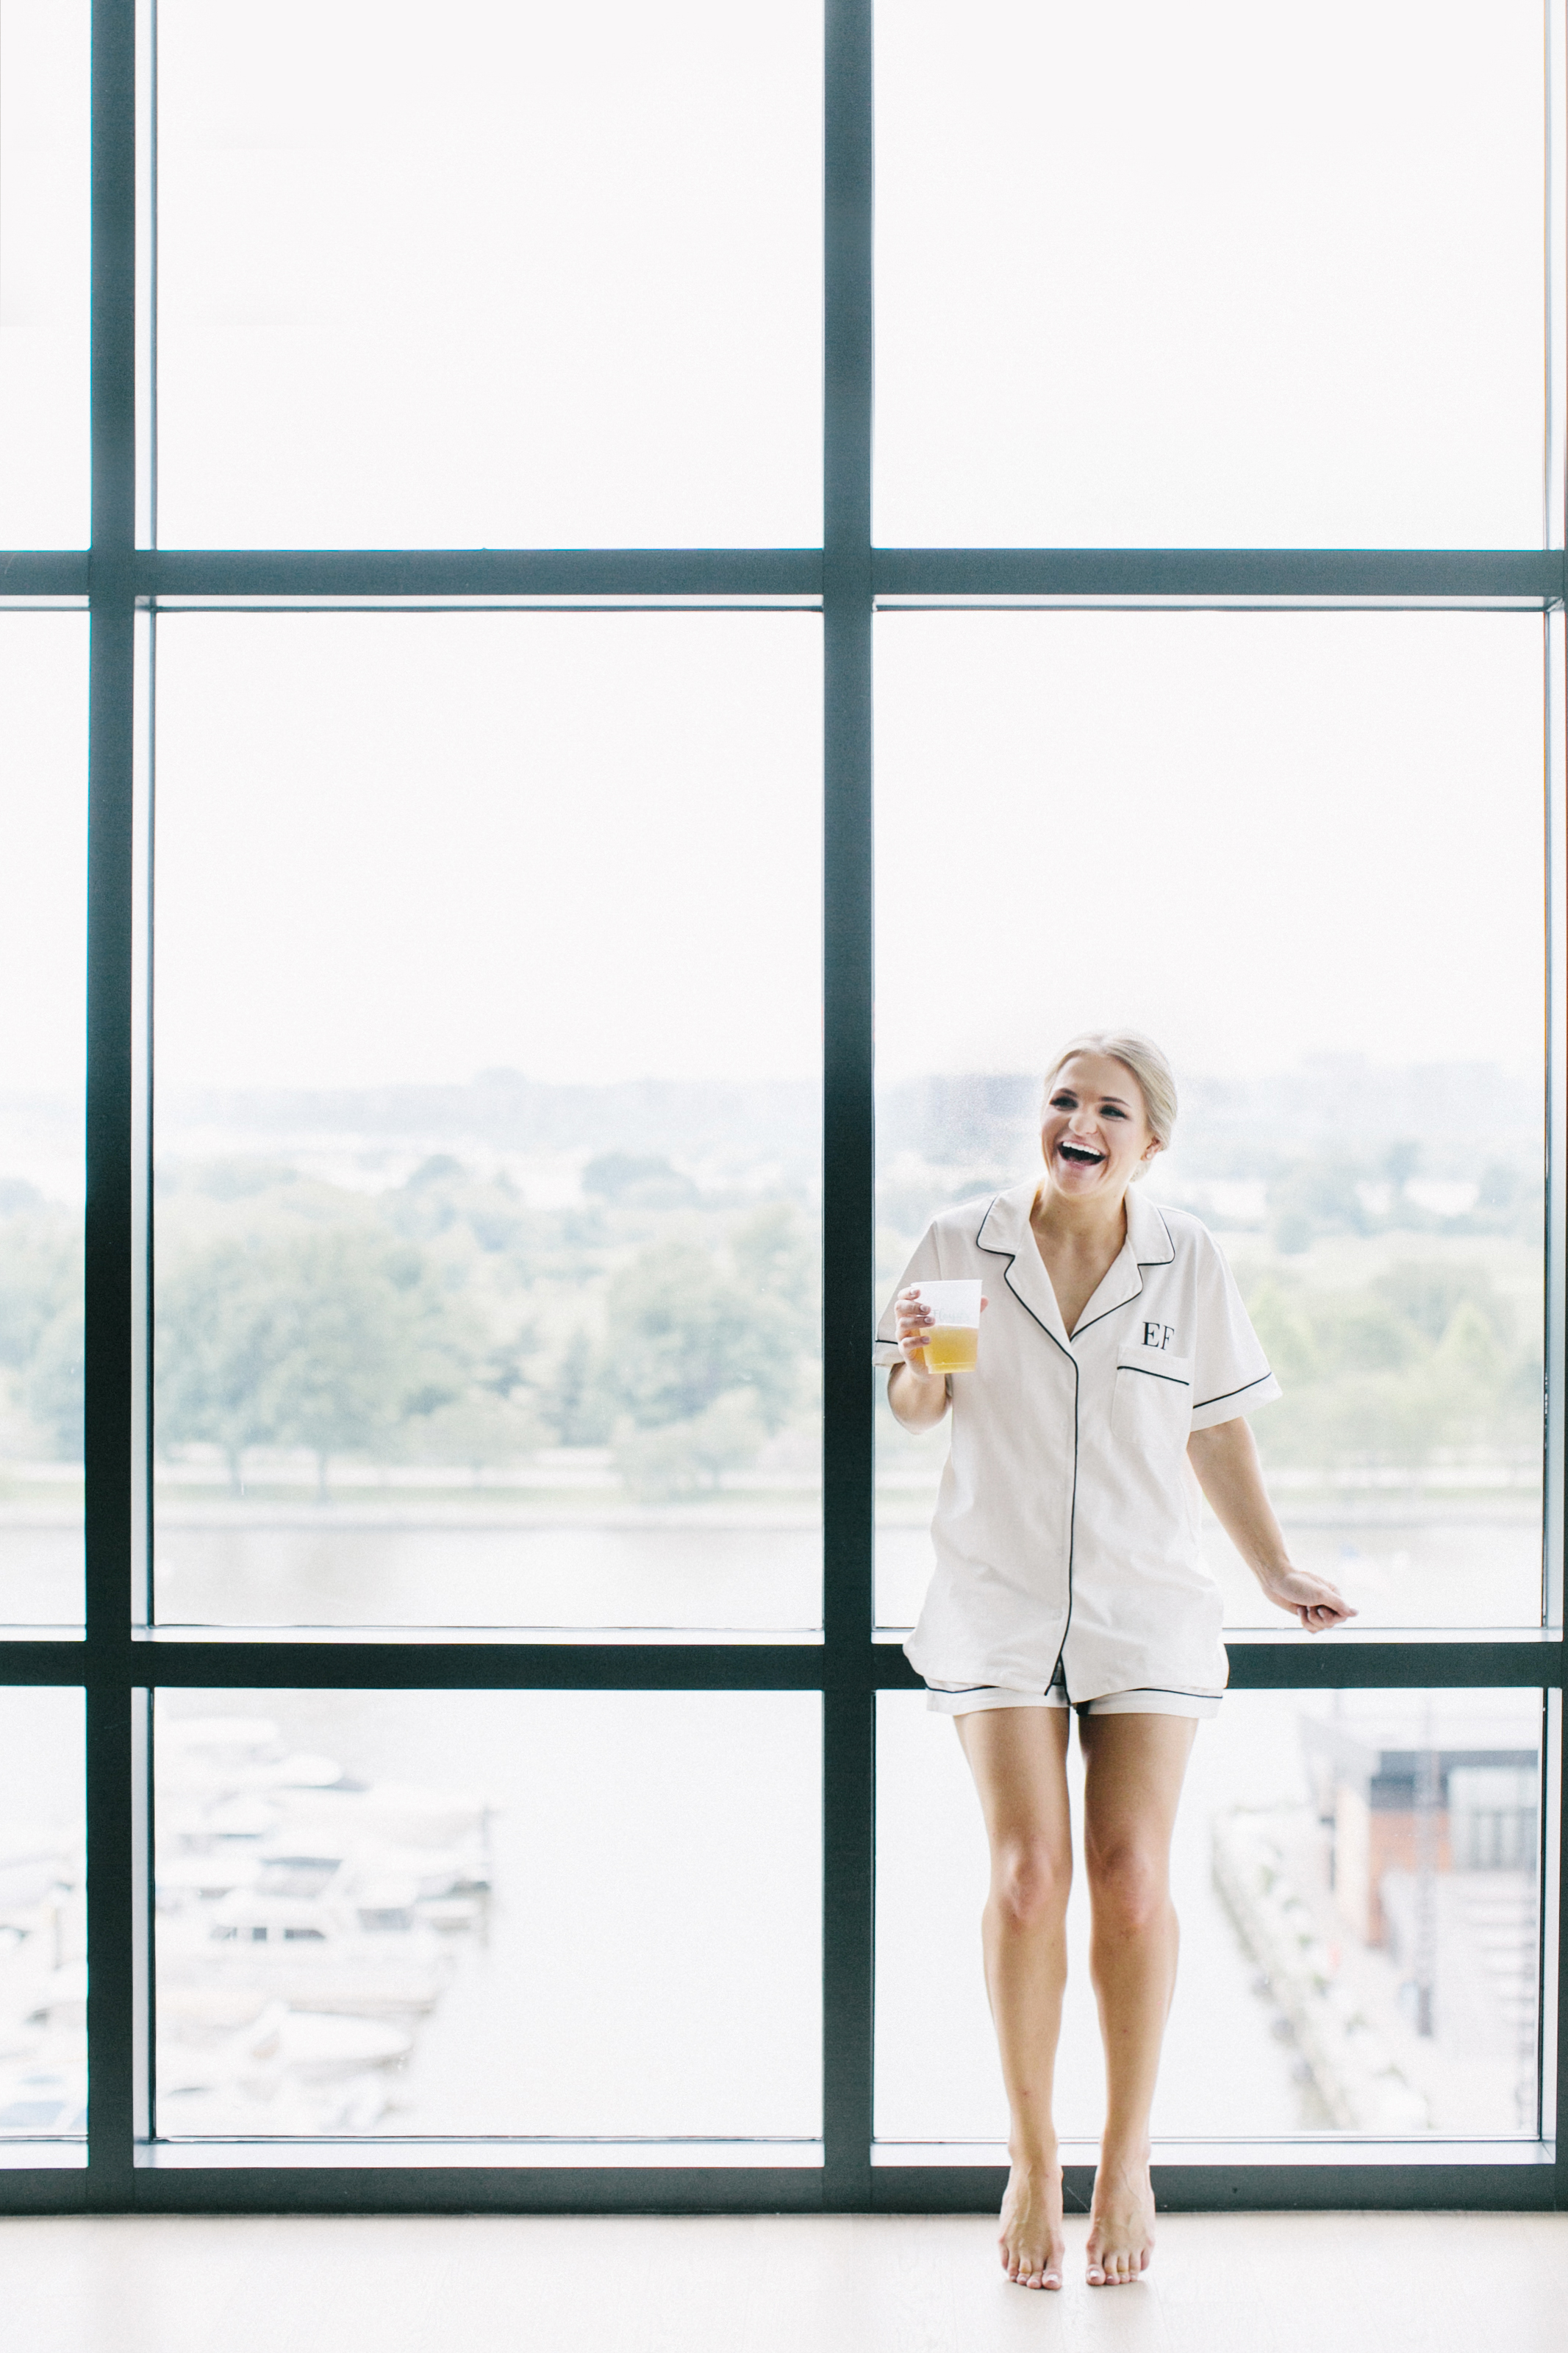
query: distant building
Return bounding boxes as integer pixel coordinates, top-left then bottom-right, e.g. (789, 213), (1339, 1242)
(1301, 1714), (1538, 1949)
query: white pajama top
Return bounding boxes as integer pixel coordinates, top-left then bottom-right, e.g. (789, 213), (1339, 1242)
(873, 1181), (1281, 1707)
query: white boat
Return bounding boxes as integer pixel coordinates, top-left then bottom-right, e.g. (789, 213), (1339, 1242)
(148, 1715), (495, 2115)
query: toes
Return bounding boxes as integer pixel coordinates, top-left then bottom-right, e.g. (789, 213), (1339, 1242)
(1091, 2248), (1133, 2285)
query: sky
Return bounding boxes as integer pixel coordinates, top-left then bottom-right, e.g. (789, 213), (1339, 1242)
(0, 11), (1557, 1102)
(151, 611), (823, 1091)
(154, 0), (823, 549)
(0, 0), (88, 546)
(876, 0), (1549, 548)
(0, 607), (1552, 1105)
(874, 610), (1547, 1086)
(3, 1), (1552, 553)
(0, 616), (87, 1095)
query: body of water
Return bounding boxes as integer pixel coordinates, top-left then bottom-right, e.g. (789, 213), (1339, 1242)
(2, 1507), (1543, 1633)
(0, 1518), (821, 1631)
(875, 1512), (1545, 1633)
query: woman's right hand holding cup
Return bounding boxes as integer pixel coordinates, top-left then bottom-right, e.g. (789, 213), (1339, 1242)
(895, 1286), (938, 1376)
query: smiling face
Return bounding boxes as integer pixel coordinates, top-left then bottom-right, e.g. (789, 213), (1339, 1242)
(1039, 1051), (1161, 1205)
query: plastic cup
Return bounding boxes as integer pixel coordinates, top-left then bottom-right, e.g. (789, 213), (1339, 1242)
(910, 1278), (983, 1373)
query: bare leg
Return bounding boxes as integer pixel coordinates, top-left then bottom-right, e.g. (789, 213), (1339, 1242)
(1078, 1710), (1196, 2286)
(954, 1707), (1073, 2290)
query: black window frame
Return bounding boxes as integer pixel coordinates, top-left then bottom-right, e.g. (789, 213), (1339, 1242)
(0, 0), (1562, 2215)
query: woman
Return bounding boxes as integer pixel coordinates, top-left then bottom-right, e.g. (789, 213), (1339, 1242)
(875, 1033), (1354, 2292)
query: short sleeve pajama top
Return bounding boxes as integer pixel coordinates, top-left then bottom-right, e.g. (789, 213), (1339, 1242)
(873, 1180), (1281, 1708)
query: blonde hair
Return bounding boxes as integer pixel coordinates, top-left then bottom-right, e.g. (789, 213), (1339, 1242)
(1042, 1032), (1178, 1170)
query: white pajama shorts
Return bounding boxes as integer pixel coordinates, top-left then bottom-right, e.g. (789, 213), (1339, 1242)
(925, 1675), (1221, 1721)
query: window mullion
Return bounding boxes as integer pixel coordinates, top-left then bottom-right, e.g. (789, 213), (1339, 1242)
(821, 0), (876, 2212)
(85, 0), (140, 2205)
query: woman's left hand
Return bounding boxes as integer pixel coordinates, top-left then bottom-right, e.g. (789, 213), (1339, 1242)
(1255, 1564), (1358, 1634)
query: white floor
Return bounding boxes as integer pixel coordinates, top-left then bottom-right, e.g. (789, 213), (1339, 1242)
(3, 2210), (1568, 2352)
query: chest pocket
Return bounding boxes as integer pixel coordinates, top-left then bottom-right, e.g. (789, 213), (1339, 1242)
(1110, 1340), (1195, 1454)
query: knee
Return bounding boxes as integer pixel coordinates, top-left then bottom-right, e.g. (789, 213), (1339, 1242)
(990, 1838), (1070, 1933)
(1087, 1843), (1168, 1937)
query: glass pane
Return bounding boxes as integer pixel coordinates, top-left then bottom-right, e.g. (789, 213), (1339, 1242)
(154, 1688), (820, 2140)
(155, 0), (823, 549)
(877, 1686), (1544, 2146)
(0, 615), (87, 1627)
(876, 0), (1547, 547)
(0, 0), (89, 546)
(875, 612), (1544, 1634)
(0, 1688), (85, 2140)
(152, 613), (821, 1631)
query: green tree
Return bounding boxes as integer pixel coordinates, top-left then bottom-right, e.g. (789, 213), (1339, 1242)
(409, 1390), (547, 1480)
(28, 1300), (85, 1463)
(1267, 1160), (1368, 1255)
(612, 1389), (770, 1499)
(581, 1152), (699, 1210)
(157, 1224), (474, 1498)
(605, 1235), (798, 1432)
(1370, 1262), (1512, 1348)
(1239, 1277), (1320, 1388)
(1239, 1256), (1539, 1470)
(546, 1326), (615, 1447)
(0, 1198), (82, 1457)
(730, 1201), (817, 1364)
(264, 1228), (470, 1497)
(154, 1237), (295, 1492)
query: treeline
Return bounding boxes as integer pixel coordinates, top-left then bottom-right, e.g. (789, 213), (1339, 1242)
(1258, 1149), (1537, 1257)
(0, 1155), (820, 1499)
(1236, 1260), (1541, 1469)
(1, 1151), (1541, 1490)
(0, 1179), (82, 1461)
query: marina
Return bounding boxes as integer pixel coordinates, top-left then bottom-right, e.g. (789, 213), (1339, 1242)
(154, 1715), (493, 2137)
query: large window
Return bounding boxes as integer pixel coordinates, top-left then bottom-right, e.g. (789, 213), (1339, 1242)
(0, 615), (87, 1629)
(152, 1690), (820, 2144)
(0, 0), (1561, 2215)
(150, 613), (822, 1635)
(875, 612), (1549, 1636)
(879, 1687), (1549, 2148)
(876, 0), (1547, 547)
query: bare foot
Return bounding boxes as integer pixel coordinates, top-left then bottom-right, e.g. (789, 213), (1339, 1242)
(997, 2152), (1064, 2290)
(1085, 2145), (1155, 2286)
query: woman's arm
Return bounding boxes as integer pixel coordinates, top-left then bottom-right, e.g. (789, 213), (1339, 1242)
(1186, 1416), (1356, 1632)
(887, 1286), (952, 1432)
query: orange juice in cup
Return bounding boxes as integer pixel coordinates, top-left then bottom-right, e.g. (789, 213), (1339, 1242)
(912, 1279), (983, 1373)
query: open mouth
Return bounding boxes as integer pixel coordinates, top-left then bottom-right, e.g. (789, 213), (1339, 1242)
(1059, 1141), (1105, 1168)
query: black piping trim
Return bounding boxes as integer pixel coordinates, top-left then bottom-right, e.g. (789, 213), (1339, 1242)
(1090, 1685), (1226, 1700)
(1192, 1369), (1277, 1412)
(1114, 1364), (1192, 1389)
(1065, 1200), (1178, 1340)
(974, 1194), (1081, 1701)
